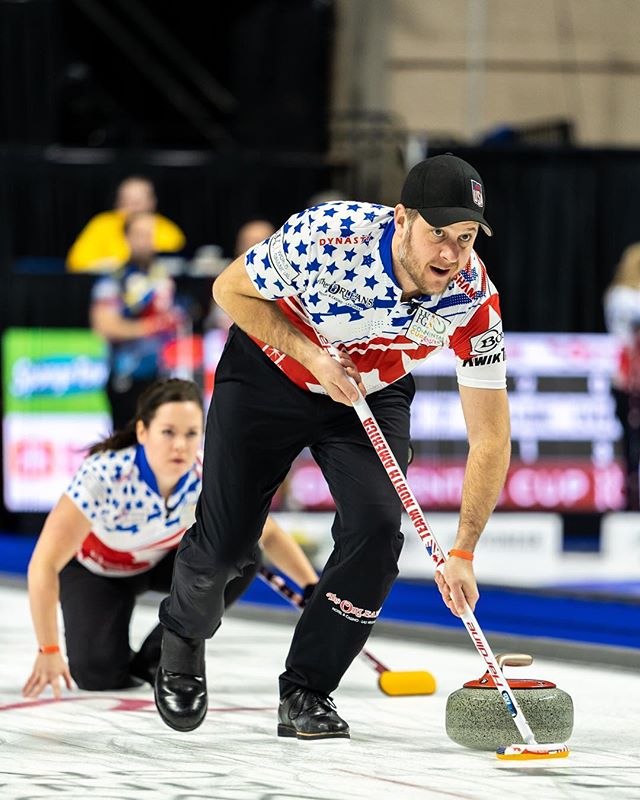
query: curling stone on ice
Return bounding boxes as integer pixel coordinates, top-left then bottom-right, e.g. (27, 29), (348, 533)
(445, 653), (573, 751)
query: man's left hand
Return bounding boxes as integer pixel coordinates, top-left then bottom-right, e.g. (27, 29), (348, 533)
(434, 558), (479, 617)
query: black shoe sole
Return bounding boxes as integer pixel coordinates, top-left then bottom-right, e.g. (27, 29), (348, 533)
(277, 723), (350, 740)
(154, 691), (207, 733)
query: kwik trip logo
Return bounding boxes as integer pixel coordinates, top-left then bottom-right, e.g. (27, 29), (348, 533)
(11, 356), (108, 398)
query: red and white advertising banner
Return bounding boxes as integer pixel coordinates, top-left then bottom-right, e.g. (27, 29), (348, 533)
(4, 414), (112, 511)
(286, 458), (625, 513)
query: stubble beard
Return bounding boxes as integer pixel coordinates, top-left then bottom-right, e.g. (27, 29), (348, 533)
(398, 235), (433, 296)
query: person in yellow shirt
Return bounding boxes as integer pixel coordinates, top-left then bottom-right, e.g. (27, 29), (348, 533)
(66, 175), (186, 273)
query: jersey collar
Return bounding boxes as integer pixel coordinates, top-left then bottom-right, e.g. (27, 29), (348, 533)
(378, 218), (396, 285)
(134, 444), (191, 498)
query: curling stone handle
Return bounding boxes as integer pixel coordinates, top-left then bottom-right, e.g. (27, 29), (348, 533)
(496, 653), (533, 669)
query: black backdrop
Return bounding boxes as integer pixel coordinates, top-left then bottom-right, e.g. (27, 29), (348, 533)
(3, 145), (640, 333)
(0, 147), (331, 268)
(432, 146), (640, 334)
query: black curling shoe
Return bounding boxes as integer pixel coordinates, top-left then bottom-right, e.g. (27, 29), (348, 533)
(154, 629), (207, 732)
(154, 667), (208, 732)
(277, 688), (350, 740)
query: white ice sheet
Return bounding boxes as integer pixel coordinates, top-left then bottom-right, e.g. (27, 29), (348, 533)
(0, 584), (638, 800)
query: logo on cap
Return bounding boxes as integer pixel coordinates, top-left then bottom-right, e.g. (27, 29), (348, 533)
(471, 179), (484, 208)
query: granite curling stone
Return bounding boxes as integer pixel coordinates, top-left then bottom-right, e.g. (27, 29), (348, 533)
(445, 654), (573, 751)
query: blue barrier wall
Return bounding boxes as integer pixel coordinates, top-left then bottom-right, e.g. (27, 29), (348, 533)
(6, 535), (636, 650)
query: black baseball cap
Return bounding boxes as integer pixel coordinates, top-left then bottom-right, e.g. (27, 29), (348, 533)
(400, 154), (493, 236)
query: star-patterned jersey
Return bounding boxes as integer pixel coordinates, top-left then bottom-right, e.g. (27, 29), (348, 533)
(65, 444), (201, 577)
(244, 201), (506, 393)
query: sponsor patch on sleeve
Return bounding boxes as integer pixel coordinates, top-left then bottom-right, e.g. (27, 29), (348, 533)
(454, 301), (507, 387)
(268, 228), (299, 286)
(469, 320), (504, 356)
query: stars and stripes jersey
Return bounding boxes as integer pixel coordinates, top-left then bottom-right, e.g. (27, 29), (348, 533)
(244, 201), (506, 394)
(65, 444), (201, 577)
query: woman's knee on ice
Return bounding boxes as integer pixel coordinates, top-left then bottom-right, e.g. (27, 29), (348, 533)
(69, 653), (131, 690)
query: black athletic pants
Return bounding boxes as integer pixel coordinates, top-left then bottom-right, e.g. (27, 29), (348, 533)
(159, 326), (413, 698)
(60, 548), (259, 690)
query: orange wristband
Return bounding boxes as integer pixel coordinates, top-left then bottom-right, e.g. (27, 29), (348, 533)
(448, 548), (474, 561)
(38, 645), (60, 655)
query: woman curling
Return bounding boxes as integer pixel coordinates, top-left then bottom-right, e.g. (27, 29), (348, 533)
(23, 378), (317, 698)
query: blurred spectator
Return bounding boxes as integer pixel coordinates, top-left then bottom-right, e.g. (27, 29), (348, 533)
(234, 219), (276, 257)
(307, 189), (348, 207)
(604, 243), (640, 510)
(90, 211), (183, 429)
(205, 219), (277, 333)
(67, 176), (186, 273)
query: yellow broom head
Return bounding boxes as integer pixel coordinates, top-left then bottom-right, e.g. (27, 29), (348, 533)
(377, 670), (437, 696)
(496, 743), (570, 761)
